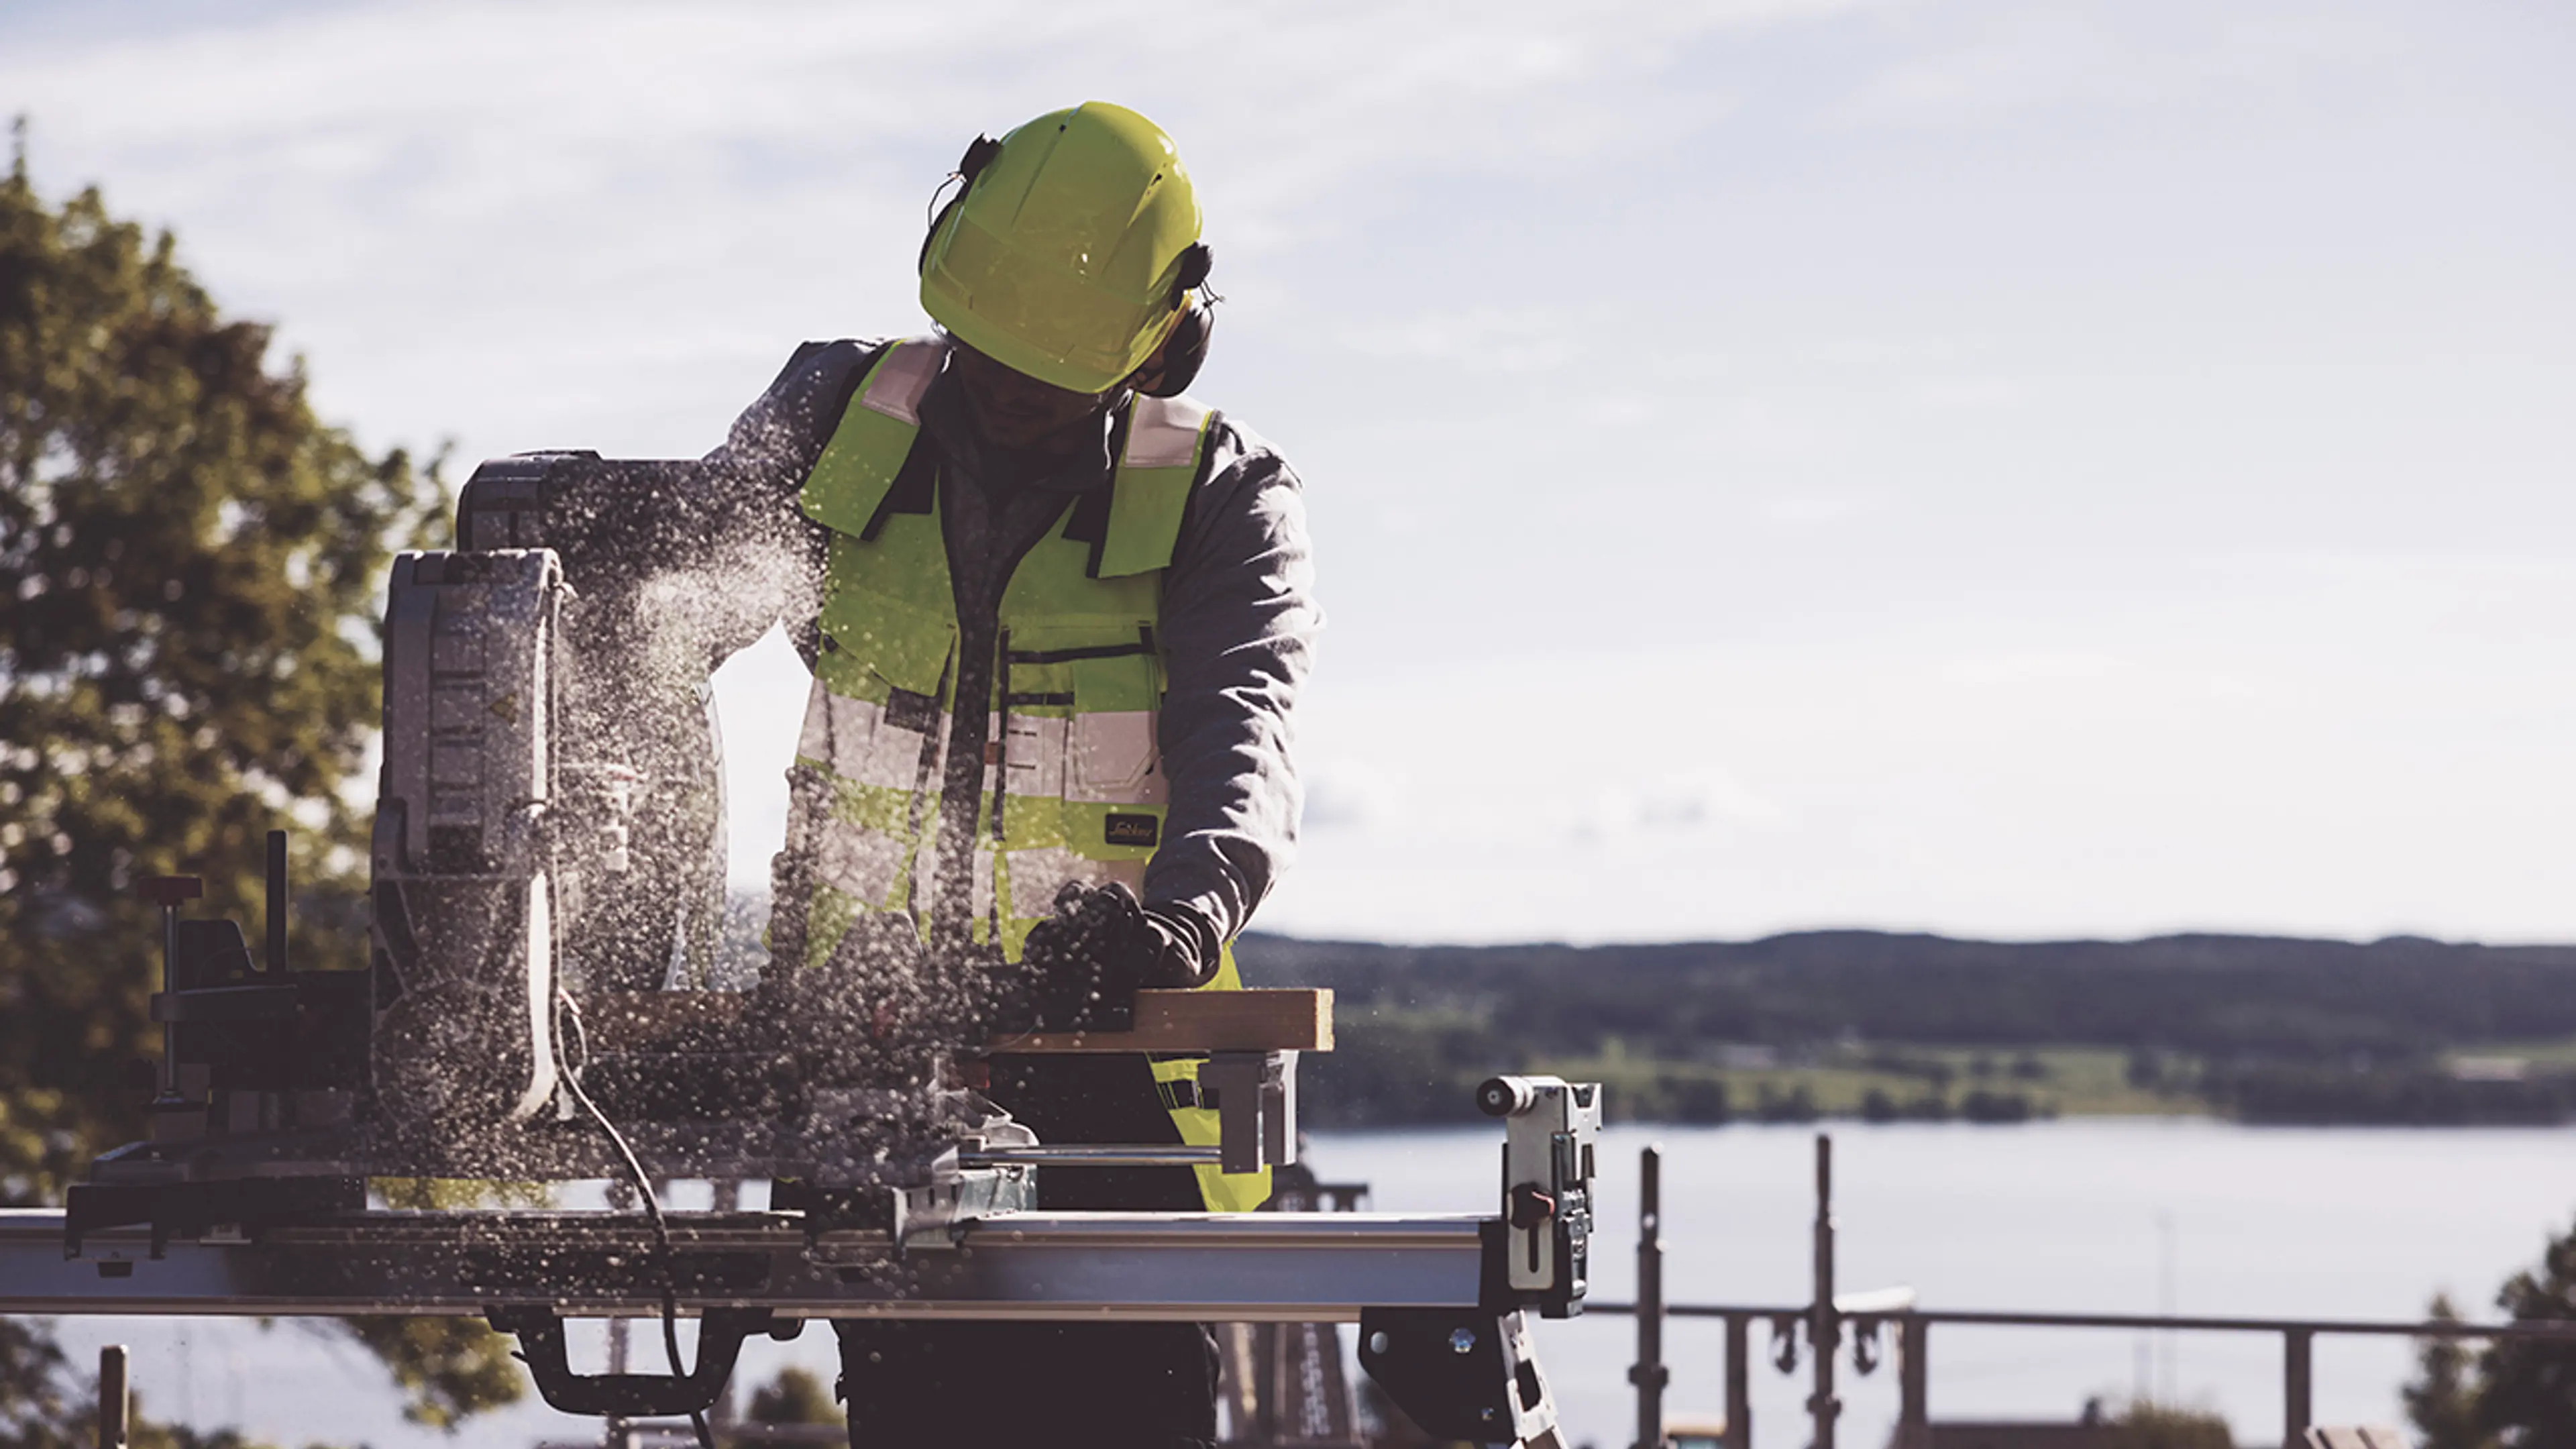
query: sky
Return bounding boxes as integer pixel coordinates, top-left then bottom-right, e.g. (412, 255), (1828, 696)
(5, 0), (2572, 945)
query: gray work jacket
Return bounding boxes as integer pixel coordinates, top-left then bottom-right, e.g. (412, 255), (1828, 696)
(704, 337), (1319, 947)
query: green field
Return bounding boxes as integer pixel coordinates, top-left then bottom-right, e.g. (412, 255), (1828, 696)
(2449, 1037), (2576, 1069)
(1506, 1036), (2576, 1124)
(1523, 1040), (2214, 1122)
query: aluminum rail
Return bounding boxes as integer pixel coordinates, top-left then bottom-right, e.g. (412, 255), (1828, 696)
(957, 1145), (1221, 1168)
(0, 1208), (1487, 1323)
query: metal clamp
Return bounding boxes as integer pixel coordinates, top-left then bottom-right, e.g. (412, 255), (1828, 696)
(891, 1162), (1035, 1250)
(1771, 1313), (1803, 1373)
(1200, 1051), (1297, 1175)
(1477, 1075), (1601, 1317)
(1358, 1307), (1566, 1449)
(955, 1145), (1219, 1169)
(958, 1052), (1301, 1179)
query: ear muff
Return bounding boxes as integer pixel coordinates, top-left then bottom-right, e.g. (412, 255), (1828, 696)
(1137, 300), (1213, 398)
(918, 133), (1004, 275)
(1135, 241), (1215, 397)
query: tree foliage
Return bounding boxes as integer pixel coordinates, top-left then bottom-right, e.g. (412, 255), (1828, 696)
(0, 1318), (80, 1449)
(1, 1316), (354, 1449)
(2406, 1293), (2495, 1449)
(2106, 1399), (2233, 1449)
(335, 1317), (526, 1430)
(0, 133), (443, 1197)
(0, 133), (517, 1430)
(2473, 1216), (2576, 1447)
(744, 1366), (843, 1426)
(2403, 1226), (2576, 1449)
(1242, 931), (2576, 1125)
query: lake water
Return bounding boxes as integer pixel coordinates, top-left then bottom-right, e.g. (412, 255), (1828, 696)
(42, 1118), (2576, 1448)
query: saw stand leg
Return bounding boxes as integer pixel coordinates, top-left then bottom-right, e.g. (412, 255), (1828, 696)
(1358, 1307), (1566, 1449)
(486, 1306), (786, 1418)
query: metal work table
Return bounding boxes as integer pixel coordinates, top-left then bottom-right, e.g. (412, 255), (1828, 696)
(0, 1207), (1489, 1322)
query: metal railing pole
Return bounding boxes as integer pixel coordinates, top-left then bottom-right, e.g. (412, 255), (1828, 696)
(1812, 1133), (1839, 1449)
(2284, 1328), (2312, 1446)
(97, 1344), (129, 1449)
(1631, 1144), (1668, 1449)
(1898, 1314), (1929, 1449)
(1724, 1313), (1751, 1449)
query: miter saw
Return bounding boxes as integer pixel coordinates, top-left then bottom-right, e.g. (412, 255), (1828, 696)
(38, 451), (1600, 1446)
(76, 452), (1060, 1226)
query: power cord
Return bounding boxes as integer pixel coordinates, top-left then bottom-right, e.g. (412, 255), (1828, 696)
(556, 990), (718, 1449)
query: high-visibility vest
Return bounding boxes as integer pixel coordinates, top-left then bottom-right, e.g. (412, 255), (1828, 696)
(790, 334), (1267, 1212)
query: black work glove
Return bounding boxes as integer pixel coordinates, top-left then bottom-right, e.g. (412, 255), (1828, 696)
(1021, 882), (1220, 1032)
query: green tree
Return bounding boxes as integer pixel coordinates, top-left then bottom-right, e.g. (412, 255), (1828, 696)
(743, 1365), (843, 1426)
(2106, 1399), (2233, 1449)
(2407, 1293), (2496, 1449)
(1, 1318), (354, 1449)
(0, 128), (431, 1192)
(2473, 1215), (2576, 1447)
(336, 1318), (527, 1430)
(0, 131), (517, 1428)
(0, 1318), (80, 1449)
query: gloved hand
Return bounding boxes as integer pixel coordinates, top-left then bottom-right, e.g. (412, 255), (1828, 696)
(1020, 882), (1220, 1032)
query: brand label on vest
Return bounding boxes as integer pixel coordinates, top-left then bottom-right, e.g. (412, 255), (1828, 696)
(1104, 814), (1160, 847)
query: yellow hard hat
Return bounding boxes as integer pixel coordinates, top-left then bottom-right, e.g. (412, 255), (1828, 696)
(919, 102), (1210, 395)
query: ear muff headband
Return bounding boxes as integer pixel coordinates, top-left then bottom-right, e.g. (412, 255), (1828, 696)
(1138, 299), (1212, 398)
(1170, 241), (1212, 309)
(1135, 241), (1216, 396)
(918, 134), (1003, 275)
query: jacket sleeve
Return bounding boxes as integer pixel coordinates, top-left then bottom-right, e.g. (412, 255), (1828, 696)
(1141, 420), (1323, 943)
(449, 337), (859, 673)
(698, 339), (886, 668)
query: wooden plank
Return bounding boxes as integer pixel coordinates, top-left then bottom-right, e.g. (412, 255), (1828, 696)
(577, 987), (1333, 1057)
(580, 991), (751, 1055)
(994, 989), (1333, 1055)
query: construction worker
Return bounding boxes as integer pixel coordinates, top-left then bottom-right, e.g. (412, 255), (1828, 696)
(706, 101), (1317, 1448)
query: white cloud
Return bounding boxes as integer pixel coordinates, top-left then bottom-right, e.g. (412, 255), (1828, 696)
(1906, 376), (2026, 413)
(1762, 492), (1876, 525)
(0, 0), (1886, 470)
(1830, 0), (2395, 127)
(1336, 303), (1607, 374)
(1263, 625), (2576, 943)
(9, 0), (2572, 944)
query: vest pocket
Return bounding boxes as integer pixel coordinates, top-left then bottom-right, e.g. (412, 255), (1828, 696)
(818, 586), (955, 699)
(1066, 708), (1163, 803)
(1064, 649), (1163, 803)
(812, 685), (935, 793)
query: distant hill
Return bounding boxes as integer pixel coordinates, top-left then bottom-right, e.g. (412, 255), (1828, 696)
(1234, 931), (2576, 1126)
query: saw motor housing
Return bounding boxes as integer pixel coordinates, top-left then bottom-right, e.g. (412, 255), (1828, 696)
(370, 547), (566, 1139)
